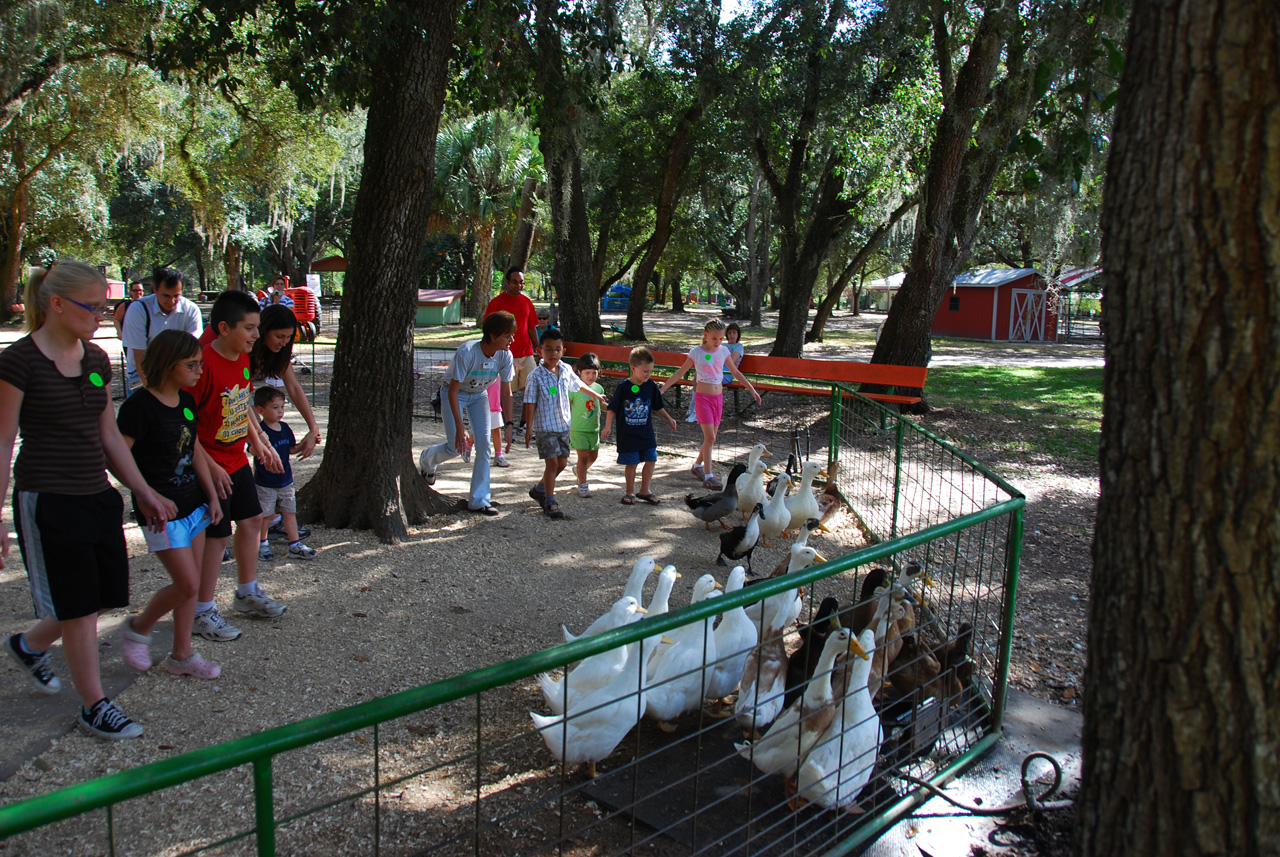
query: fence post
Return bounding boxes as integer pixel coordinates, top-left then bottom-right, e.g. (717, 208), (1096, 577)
(253, 757), (275, 857)
(990, 505), (1025, 731)
(890, 420), (904, 539)
(828, 384), (841, 471)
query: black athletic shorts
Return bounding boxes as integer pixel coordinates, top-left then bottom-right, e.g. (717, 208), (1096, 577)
(206, 464), (263, 538)
(13, 487), (129, 621)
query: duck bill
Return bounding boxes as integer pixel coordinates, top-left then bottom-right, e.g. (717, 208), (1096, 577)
(635, 606), (648, 614)
(812, 553), (828, 564)
(713, 581), (724, 590)
(849, 638), (870, 660)
(660, 635), (675, 645)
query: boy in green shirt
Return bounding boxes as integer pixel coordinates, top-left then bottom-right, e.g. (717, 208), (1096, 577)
(568, 353), (605, 497)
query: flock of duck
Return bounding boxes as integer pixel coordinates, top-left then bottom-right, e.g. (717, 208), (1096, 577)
(530, 445), (977, 814)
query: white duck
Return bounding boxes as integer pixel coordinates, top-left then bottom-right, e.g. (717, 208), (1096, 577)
(744, 544), (825, 628)
(736, 627), (865, 784)
(645, 580), (721, 731)
(539, 596), (646, 714)
(531, 638), (654, 778)
(562, 556), (656, 643)
(796, 627), (881, 810)
(638, 566), (681, 662)
(757, 474), (793, 547)
(784, 460), (826, 535)
(735, 449), (772, 517)
(706, 566), (758, 704)
(734, 597), (791, 734)
(646, 573), (722, 675)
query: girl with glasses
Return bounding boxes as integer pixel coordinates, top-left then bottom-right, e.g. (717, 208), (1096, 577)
(0, 261), (177, 740)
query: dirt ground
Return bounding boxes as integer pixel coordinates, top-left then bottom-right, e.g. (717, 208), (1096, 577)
(0, 308), (1096, 855)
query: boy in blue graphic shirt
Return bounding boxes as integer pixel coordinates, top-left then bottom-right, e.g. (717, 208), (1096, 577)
(252, 387), (316, 561)
(602, 346), (677, 506)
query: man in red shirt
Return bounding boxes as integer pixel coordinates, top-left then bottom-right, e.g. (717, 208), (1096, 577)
(484, 267), (540, 437)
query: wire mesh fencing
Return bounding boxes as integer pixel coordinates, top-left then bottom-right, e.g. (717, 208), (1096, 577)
(1, 377), (1023, 856)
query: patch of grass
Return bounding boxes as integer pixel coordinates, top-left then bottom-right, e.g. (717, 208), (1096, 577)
(926, 366), (1103, 465)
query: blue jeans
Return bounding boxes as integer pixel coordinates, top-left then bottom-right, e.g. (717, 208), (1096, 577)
(420, 390), (493, 509)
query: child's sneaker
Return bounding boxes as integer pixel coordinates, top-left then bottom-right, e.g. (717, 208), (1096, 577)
(164, 653), (221, 679)
(268, 520), (309, 540)
(193, 607), (242, 642)
(79, 698), (143, 740)
(118, 620), (153, 671)
(577, 483), (592, 498)
(288, 542), (317, 560)
(704, 473), (724, 491)
(259, 544), (276, 561)
(222, 546), (232, 563)
(233, 588), (288, 618)
(691, 463), (706, 482)
(494, 452), (511, 467)
(6, 634), (61, 694)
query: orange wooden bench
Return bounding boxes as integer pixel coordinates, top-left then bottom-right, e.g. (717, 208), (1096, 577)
(560, 342), (927, 408)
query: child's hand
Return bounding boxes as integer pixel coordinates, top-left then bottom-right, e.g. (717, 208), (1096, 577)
(455, 430), (471, 457)
(262, 446), (284, 474)
(665, 414), (678, 431)
(206, 500), (224, 527)
(751, 389), (762, 405)
(209, 462), (232, 499)
(296, 432), (320, 458)
(138, 489), (178, 533)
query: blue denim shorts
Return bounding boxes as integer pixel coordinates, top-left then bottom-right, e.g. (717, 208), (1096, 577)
(616, 447), (658, 466)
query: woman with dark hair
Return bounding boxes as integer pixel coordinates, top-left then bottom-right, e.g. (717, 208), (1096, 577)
(250, 304), (321, 458)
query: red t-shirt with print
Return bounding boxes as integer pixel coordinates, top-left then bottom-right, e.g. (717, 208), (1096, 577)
(185, 341), (254, 473)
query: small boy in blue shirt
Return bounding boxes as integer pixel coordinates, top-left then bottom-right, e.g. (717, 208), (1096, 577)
(253, 387), (316, 560)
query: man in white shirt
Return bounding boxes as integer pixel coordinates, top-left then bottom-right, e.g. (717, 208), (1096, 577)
(121, 267), (204, 393)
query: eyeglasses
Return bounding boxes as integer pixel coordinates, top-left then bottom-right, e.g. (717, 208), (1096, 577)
(181, 360), (204, 371)
(63, 296), (109, 316)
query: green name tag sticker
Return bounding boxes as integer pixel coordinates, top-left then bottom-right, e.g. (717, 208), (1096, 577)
(183, 407), (195, 421)
(704, 353), (713, 360)
(88, 372), (104, 387)
(631, 385), (639, 393)
(243, 368), (251, 380)
(548, 386), (558, 395)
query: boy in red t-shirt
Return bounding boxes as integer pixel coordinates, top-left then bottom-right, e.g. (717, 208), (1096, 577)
(186, 291), (286, 642)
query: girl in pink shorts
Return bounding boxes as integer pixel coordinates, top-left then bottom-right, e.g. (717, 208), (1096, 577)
(660, 319), (760, 490)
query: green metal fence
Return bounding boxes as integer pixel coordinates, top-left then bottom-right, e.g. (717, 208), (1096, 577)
(0, 386), (1022, 856)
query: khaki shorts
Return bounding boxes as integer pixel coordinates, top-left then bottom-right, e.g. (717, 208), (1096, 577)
(513, 354), (536, 392)
(256, 481), (297, 515)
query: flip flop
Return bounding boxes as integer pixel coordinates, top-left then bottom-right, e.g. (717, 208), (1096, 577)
(620, 495), (637, 506)
(636, 493), (661, 505)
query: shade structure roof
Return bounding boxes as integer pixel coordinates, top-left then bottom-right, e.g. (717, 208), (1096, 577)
(310, 256), (347, 272)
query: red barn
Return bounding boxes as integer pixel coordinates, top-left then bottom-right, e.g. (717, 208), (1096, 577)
(931, 268), (1059, 342)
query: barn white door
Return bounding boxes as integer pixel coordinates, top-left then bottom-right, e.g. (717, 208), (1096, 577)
(1009, 290), (1046, 341)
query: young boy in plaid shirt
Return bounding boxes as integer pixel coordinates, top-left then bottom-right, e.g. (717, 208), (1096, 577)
(523, 328), (605, 519)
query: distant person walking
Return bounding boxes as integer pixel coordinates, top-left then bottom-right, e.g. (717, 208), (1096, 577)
(120, 267), (203, 394)
(112, 281), (145, 340)
(484, 267), (539, 439)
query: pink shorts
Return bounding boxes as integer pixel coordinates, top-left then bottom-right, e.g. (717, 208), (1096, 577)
(487, 381), (500, 411)
(694, 391), (723, 426)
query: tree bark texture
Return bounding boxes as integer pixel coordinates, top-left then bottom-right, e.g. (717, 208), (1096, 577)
(0, 135), (28, 319)
(869, 3), (1009, 387)
(1079, 1), (1280, 855)
(507, 176), (539, 272)
(806, 194), (917, 342)
(468, 219), (495, 320)
(296, 2), (459, 542)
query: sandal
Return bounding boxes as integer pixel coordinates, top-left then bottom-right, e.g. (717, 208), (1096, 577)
(544, 498), (565, 519)
(620, 495), (637, 506)
(636, 493), (661, 505)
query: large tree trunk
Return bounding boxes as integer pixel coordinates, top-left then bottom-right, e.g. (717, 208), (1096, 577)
(0, 136), (28, 321)
(806, 193), (917, 343)
(223, 242), (242, 292)
(468, 219), (495, 320)
(532, 0), (603, 345)
(507, 176), (539, 272)
(297, 2), (459, 542)
(1078, 2), (1280, 855)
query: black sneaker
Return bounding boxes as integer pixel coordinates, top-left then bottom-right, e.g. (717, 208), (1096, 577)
(268, 520), (310, 541)
(6, 634), (61, 695)
(79, 698), (144, 740)
(222, 546), (232, 563)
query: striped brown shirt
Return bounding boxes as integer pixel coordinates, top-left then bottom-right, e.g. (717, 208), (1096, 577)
(0, 336), (111, 495)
